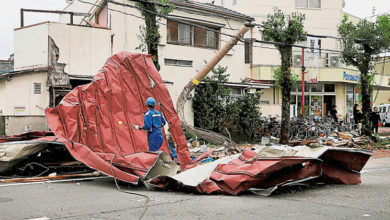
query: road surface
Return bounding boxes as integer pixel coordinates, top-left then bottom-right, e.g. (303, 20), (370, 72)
(1, 156), (390, 220)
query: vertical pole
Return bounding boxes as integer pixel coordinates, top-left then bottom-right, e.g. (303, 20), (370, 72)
(301, 47), (305, 115)
(20, 9), (24, 27)
(70, 13), (74, 25)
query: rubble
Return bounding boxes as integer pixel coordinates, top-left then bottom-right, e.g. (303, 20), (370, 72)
(149, 145), (372, 196)
(1, 53), (375, 196)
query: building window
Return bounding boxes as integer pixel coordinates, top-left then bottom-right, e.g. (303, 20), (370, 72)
(324, 84), (335, 92)
(178, 23), (192, 45)
(310, 83), (322, 92)
(291, 95), (297, 105)
(244, 40), (252, 64)
(232, 0), (237, 5)
(297, 83), (309, 92)
(295, 0), (321, 8)
(167, 19), (219, 49)
(164, 59), (193, 67)
(34, 83), (41, 94)
(231, 87), (242, 95)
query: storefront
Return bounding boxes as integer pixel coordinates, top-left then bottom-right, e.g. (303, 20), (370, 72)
(253, 66), (390, 119)
(290, 82), (337, 119)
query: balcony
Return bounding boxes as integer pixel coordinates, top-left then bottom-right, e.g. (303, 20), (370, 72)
(14, 21), (111, 77)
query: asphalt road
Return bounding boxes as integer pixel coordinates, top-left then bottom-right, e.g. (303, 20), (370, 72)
(1, 156), (390, 220)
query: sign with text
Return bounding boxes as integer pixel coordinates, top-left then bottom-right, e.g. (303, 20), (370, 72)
(343, 72), (360, 82)
(306, 37), (319, 83)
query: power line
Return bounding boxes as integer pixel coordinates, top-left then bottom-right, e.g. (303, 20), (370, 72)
(254, 23), (370, 42)
(77, 0), (236, 46)
(104, 0), (247, 40)
(105, 0), (383, 56)
(78, 0), (383, 57)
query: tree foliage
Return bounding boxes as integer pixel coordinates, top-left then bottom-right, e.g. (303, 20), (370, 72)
(236, 92), (262, 140)
(193, 66), (262, 141)
(273, 67), (299, 88)
(136, 0), (173, 70)
(338, 14), (390, 136)
(193, 65), (232, 133)
(261, 8), (306, 144)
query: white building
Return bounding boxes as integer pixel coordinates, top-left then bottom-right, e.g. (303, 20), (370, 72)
(0, 0), (270, 135)
(200, 0), (390, 119)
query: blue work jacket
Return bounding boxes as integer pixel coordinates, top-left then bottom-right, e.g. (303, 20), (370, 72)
(142, 108), (166, 151)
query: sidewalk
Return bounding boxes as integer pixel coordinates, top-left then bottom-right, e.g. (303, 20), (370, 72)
(373, 149), (390, 158)
(379, 126), (390, 136)
(375, 127), (390, 157)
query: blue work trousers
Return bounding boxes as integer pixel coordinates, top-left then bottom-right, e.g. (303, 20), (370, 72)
(147, 129), (163, 151)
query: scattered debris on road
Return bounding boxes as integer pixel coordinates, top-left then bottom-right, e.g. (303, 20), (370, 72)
(0, 53), (375, 197)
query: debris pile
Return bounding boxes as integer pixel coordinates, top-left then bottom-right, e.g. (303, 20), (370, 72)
(149, 145), (372, 196)
(0, 53), (374, 196)
(0, 131), (96, 182)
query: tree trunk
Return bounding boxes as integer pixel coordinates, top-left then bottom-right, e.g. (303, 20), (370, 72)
(360, 68), (372, 136)
(279, 47), (292, 144)
(142, 2), (160, 70)
(175, 27), (249, 146)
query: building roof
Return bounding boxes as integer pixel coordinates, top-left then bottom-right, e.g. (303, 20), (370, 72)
(170, 0), (254, 21)
(0, 67), (48, 80)
(0, 60), (13, 72)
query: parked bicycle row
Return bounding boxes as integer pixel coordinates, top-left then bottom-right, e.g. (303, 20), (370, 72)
(255, 115), (353, 141)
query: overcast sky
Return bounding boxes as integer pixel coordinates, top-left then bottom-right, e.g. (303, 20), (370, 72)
(0, 0), (389, 60)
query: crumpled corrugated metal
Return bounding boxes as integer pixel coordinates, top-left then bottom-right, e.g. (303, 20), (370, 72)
(148, 146), (372, 195)
(45, 53), (190, 183)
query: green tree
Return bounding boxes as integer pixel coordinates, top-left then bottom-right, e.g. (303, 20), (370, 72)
(236, 92), (262, 140)
(136, 0), (173, 70)
(338, 14), (390, 136)
(261, 9), (306, 144)
(193, 65), (231, 132)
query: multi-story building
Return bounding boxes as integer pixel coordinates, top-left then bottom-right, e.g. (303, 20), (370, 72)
(201, 0), (390, 119)
(0, 0), (271, 135)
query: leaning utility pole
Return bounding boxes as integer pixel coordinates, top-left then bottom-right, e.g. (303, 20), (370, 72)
(176, 25), (251, 146)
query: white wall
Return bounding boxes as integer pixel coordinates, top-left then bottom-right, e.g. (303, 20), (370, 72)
(14, 22), (111, 77)
(0, 72), (49, 116)
(104, 2), (251, 124)
(14, 23), (49, 71)
(48, 22), (111, 76)
(199, 0), (344, 67)
(57, 0), (251, 126)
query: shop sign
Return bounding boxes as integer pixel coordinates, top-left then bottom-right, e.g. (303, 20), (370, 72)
(343, 72), (360, 81)
(306, 37), (319, 83)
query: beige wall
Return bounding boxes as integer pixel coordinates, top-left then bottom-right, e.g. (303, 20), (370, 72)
(375, 58), (390, 76)
(335, 82), (346, 116)
(48, 22), (111, 76)
(373, 89), (390, 106)
(0, 72), (49, 117)
(62, 1), (251, 125)
(14, 22), (111, 76)
(0, 80), (5, 116)
(5, 116), (48, 135)
(200, 0), (345, 67)
(14, 24), (49, 70)
(260, 105), (282, 117)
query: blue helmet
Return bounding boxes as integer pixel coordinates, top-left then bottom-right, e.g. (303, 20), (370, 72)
(146, 97), (156, 106)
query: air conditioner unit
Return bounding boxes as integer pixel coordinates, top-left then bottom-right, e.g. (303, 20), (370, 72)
(328, 55), (340, 68)
(293, 54), (302, 67)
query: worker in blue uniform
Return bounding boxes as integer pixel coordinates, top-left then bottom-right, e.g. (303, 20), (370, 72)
(135, 97), (166, 151)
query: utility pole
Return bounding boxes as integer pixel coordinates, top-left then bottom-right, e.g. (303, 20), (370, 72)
(301, 47), (305, 116)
